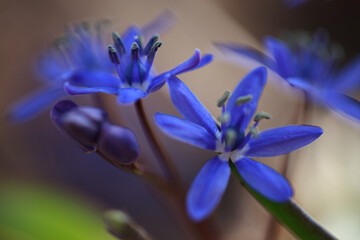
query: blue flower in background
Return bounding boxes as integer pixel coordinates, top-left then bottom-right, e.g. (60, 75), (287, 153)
(8, 11), (177, 123)
(8, 21), (113, 123)
(155, 67), (323, 221)
(65, 30), (213, 104)
(216, 30), (360, 121)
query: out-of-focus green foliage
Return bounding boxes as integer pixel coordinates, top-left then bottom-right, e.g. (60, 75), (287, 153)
(0, 183), (116, 240)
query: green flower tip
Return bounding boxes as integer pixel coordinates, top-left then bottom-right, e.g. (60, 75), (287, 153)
(254, 111), (272, 122)
(108, 45), (120, 64)
(225, 128), (237, 149)
(104, 209), (150, 240)
(131, 42), (139, 50)
(236, 94), (253, 106)
(217, 91), (231, 107)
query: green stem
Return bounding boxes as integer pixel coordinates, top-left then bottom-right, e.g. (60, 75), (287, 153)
(229, 161), (336, 240)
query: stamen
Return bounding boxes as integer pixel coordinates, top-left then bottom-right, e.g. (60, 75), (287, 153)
(225, 129), (237, 150)
(108, 45), (126, 85)
(144, 34), (159, 55)
(217, 91), (231, 107)
(147, 41), (162, 64)
(217, 113), (231, 124)
(112, 32), (126, 56)
(131, 42), (140, 60)
(144, 41), (162, 81)
(250, 127), (259, 138)
(254, 112), (272, 122)
(108, 45), (120, 64)
(134, 36), (144, 53)
(236, 94), (253, 106)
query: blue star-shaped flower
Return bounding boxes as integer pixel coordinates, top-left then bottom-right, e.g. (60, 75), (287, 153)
(64, 29), (213, 104)
(155, 67), (323, 221)
(216, 30), (360, 122)
(9, 11), (179, 122)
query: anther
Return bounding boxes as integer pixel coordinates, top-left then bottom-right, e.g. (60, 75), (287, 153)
(131, 42), (140, 60)
(112, 32), (126, 56)
(147, 41), (162, 63)
(254, 112), (272, 122)
(134, 36), (144, 52)
(217, 113), (231, 124)
(250, 127), (259, 138)
(108, 45), (120, 64)
(225, 128), (237, 150)
(144, 34), (159, 54)
(236, 94), (253, 106)
(217, 91), (231, 107)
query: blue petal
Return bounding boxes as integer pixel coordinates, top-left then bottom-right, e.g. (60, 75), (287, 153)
(244, 125), (323, 157)
(146, 72), (170, 93)
(169, 50), (201, 75)
(287, 77), (316, 93)
(64, 82), (119, 95)
(8, 84), (65, 124)
(226, 67), (267, 130)
(186, 156), (230, 222)
(264, 36), (295, 78)
(234, 157), (293, 202)
(193, 54), (213, 70)
(214, 42), (277, 72)
(141, 10), (176, 41)
(154, 113), (217, 151)
(67, 70), (120, 89)
(117, 88), (147, 104)
(168, 76), (220, 138)
(326, 91), (360, 120)
(65, 70), (120, 95)
(333, 56), (360, 92)
(36, 50), (68, 82)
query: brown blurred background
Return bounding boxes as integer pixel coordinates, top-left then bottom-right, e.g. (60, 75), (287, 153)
(0, 0), (359, 239)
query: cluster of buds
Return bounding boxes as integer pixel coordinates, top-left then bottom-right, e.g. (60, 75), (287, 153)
(51, 100), (140, 165)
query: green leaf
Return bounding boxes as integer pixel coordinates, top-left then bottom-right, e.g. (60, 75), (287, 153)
(229, 161), (336, 240)
(0, 183), (116, 240)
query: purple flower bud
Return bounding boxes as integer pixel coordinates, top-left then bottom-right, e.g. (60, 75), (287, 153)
(98, 123), (140, 165)
(51, 100), (107, 152)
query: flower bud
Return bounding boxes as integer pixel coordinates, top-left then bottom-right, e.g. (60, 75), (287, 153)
(51, 100), (107, 152)
(104, 210), (151, 240)
(98, 123), (140, 165)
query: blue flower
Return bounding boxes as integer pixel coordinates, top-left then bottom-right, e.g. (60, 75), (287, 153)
(216, 30), (360, 122)
(9, 11), (178, 123)
(155, 67), (323, 221)
(64, 31), (213, 104)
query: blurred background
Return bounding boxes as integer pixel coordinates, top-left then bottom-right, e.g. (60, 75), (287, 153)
(0, 0), (359, 239)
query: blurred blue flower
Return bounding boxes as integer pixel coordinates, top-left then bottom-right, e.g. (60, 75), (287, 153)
(64, 31), (213, 104)
(155, 67), (323, 221)
(285, 0), (308, 8)
(51, 99), (140, 165)
(8, 21), (113, 123)
(216, 30), (360, 121)
(8, 11), (177, 123)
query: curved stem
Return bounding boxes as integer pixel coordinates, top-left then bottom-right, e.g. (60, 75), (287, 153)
(96, 150), (170, 191)
(134, 99), (181, 186)
(134, 99), (219, 240)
